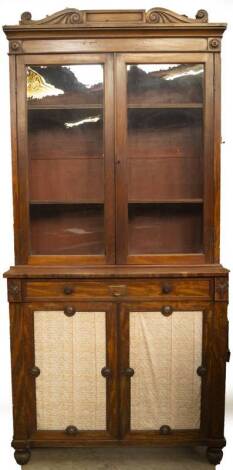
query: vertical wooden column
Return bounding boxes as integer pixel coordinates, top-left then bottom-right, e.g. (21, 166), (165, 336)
(206, 277), (229, 442)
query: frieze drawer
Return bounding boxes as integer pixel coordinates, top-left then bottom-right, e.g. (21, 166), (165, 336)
(23, 279), (212, 300)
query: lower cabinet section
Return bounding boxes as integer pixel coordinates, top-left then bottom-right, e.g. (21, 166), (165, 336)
(27, 301), (208, 439)
(8, 285), (228, 465)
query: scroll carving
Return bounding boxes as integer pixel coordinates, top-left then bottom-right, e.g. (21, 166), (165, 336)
(20, 9), (83, 25)
(19, 8), (208, 27)
(146, 8), (208, 24)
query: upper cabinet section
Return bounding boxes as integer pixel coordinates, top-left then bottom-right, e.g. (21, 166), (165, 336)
(3, 8), (226, 266)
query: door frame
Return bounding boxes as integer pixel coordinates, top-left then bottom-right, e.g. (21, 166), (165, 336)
(115, 52), (214, 265)
(16, 53), (115, 265)
(119, 300), (213, 443)
(20, 301), (119, 443)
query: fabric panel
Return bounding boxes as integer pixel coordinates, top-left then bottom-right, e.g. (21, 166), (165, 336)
(34, 310), (106, 431)
(130, 311), (203, 430)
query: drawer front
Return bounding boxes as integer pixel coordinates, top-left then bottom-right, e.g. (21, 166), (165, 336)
(24, 279), (212, 300)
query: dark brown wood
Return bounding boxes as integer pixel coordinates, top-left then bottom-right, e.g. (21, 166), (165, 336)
(23, 278), (213, 301)
(215, 277), (229, 301)
(4, 264), (229, 279)
(3, 6), (228, 465)
(206, 302), (228, 438)
(7, 279), (22, 302)
(9, 304), (28, 441)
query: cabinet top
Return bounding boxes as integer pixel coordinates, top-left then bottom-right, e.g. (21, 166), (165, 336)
(3, 8), (227, 39)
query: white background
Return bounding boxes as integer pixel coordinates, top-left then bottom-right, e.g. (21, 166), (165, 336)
(0, 1), (232, 468)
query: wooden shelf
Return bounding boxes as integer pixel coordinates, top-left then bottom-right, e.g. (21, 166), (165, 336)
(128, 103), (203, 109)
(30, 201), (104, 205)
(128, 199), (203, 204)
(28, 103), (103, 110)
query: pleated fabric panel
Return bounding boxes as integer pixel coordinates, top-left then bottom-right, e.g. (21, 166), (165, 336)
(34, 310), (106, 431)
(130, 311), (203, 430)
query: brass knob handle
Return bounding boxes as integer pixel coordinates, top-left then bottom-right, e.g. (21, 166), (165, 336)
(101, 367), (112, 378)
(197, 365), (207, 377)
(112, 291), (121, 297)
(65, 425), (78, 436)
(64, 306), (76, 317)
(30, 366), (40, 378)
(63, 286), (74, 295)
(161, 305), (173, 317)
(123, 367), (134, 378)
(162, 283), (172, 294)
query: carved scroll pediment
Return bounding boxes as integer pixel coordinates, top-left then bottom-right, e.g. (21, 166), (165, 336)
(146, 8), (208, 24)
(19, 7), (208, 27)
(20, 9), (83, 25)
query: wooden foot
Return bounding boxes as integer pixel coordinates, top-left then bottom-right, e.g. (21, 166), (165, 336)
(206, 447), (223, 465)
(14, 449), (31, 465)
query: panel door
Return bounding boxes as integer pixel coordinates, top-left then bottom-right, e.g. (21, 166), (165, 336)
(26, 302), (118, 441)
(115, 53), (214, 265)
(119, 302), (211, 442)
(16, 53), (115, 265)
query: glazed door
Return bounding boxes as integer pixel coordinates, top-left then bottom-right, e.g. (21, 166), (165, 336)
(115, 53), (214, 264)
(119, 302), (211, 442)
(17, 54), (115, 265)
(25, 302), (118, 441)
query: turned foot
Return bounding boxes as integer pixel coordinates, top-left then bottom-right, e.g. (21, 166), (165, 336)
(206, 447), (223, 465)
(14, 449), (31, 465)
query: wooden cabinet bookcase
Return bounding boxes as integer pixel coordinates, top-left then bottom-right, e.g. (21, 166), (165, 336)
(3, 7), (229, 466)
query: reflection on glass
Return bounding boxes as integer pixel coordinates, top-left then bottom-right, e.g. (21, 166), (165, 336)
(27, 65), (103, 105)
(30, 204), (105, 255)
(27, 67), (64, 100)
(128, 108), (202, 159)
(127, 63), (204, 104)
(28, 109), (103, 159)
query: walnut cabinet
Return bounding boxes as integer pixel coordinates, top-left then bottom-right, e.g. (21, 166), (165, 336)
(3, 7), (229, 466)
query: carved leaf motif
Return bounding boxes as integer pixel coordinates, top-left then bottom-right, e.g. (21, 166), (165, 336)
(20, 9), (83, 25)
(146, 8), (208, 24)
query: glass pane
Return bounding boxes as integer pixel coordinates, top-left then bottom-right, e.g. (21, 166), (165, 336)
(127, 63), (203, 105)
(34, 310), (106, 430)
(127, 63), (204, 255)
(27, 64), (105, 255)
(130, 311), (203, 430)
(27, 64), (103, 105)
(128, 203), (203, 254)
(30, 204), (104, 255)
